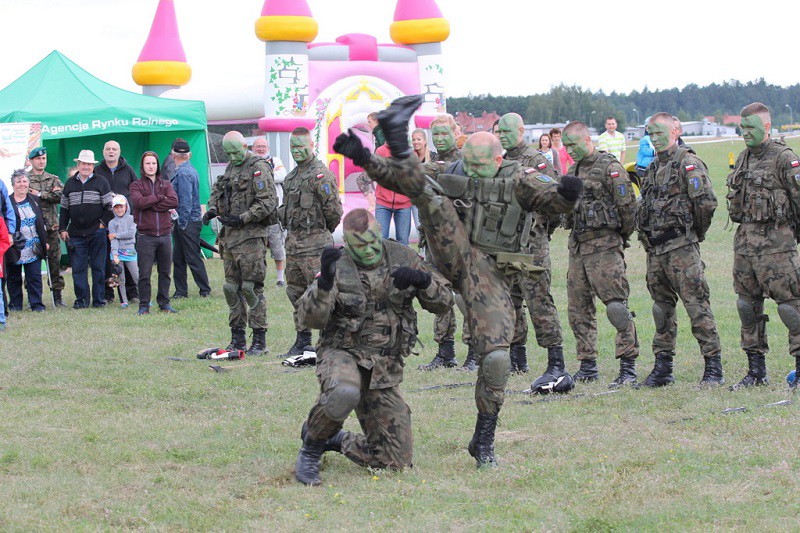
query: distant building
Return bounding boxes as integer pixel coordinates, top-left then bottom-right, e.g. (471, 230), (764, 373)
(634, 119), (736, 139)
(704, 115), (742, 126)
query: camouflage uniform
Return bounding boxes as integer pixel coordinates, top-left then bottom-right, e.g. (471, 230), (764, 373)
(299, 240), (452, 469)
(364, 155), (575, 415)
(208, 153), (277, 330)
(504, 142), (563, 350)
(727, 138), (800, 359)
(565, 151), (639, 362)
(279, 156), (343, 333)
(638, 145), (720, 358)
(27, 169), (64, 292)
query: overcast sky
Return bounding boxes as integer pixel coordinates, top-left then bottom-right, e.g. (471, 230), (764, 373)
(0, 0), (795, 99)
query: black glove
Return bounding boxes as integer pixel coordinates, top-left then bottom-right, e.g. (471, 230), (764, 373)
(377, 95), (423, 159)
(557, 175), (582, 202)
(333, 129), (371, 167)
(391, 267), (432, 290)
(202, 209), (217, 225)
(218, 214), (243, 228)
(318, 246), (342, 291)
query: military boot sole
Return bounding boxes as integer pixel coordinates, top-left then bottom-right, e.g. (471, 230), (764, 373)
(699, 376), (725, 386)
(608, 377), (637, 389)
(639, 376), (675, 388)
(573, 372), (599, 382)
(246, 347), (269, 356)
(729, 376), (768, 391)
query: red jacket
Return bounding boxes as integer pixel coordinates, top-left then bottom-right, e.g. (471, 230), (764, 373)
(129, 177), (179, 237)
(374, 144), (412, 210)
(0, 216), (10, 278)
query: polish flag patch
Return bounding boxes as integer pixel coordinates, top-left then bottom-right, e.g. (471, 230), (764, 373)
(253, 170), (262, 177)
(685, 164), (696, 172)
(317, 173), (325, 179)
(525, 168), (536, 174)
(610, 171), (620, 178)
(537, 162), (547, 170)
(791, 160), (800, 168)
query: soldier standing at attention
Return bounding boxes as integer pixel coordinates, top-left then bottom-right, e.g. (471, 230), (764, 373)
(278, 127), (343, 358)
(561, 121), (640, 387)
(334, 95), (580, 467)
(293, 209), (453, 486)
(27, 147), (65, 307)
(727, 102), (800, 389)
(636, 113), (723, 387)
(203, 131), (277, 355)
(497, 113), (566, 384)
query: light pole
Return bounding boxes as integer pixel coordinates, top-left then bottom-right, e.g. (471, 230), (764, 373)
(786, 104), (793, 125)
(590, 110), (596, 129)
(632, 108), (640, 126)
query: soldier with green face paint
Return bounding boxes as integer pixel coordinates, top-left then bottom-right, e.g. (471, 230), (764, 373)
(498, 113), (564, 380)
(636, 112), (722, 388)
(204, 131), (278, 355)
(278, 127), (344, 359)
(727, 102), (800, 390)
(333, 95), (580, 468)
(293, 208), (453, 486)
(561, 121), (640, 387)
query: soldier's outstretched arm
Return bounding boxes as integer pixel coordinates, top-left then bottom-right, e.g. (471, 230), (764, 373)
(297, 279), (337, 330)
(409, 254), (454, 315)
(515, 170), (579, 215)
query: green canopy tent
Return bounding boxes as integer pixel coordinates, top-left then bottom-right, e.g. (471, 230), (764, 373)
(0, 50), (215, 247)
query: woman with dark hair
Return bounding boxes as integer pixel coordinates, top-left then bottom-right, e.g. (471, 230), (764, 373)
(129, 151), (179, 315)
(6, 170), (49, 312)
(550, 127), (574, 174)
(538, 133), (562, 174)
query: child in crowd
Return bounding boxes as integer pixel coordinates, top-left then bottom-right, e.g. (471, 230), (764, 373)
(108, 195), (139, 309)
(0, 215), (11, 330)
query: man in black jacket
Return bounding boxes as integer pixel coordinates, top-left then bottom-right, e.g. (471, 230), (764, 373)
(59, 150), (113, 309)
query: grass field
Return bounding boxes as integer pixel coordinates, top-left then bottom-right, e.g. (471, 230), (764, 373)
(2, 136), (800, 530)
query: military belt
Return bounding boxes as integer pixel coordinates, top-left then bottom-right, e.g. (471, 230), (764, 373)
(575, 228), (615, 243)
(646, 228), (681, 247)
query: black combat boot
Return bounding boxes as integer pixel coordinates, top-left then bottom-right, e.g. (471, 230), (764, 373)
(281, 330), (312, 358)
(246, 328), (268, 356)
(301, 421), (345, 453)
(226, 328), (247, 351)
(791, 356), (800, 389)
(376, 94), (424, 159)
(531, 346), (568, 388)
(294, 437), (328, 486)
(467, 413), (499, 468)
(641, 352), (675, 387)
(419, 340), (457, 370)
(731, 351), (768, 390)
(461, 345), (478, 372)
(53, 290), (66, 308)
(573, 359), (599, 382)
(700, 354), (724, 385)
(509, 344), (529, 373)
(609, 357), (637, 388)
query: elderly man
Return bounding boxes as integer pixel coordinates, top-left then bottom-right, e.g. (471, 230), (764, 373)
(636, 112), (722, 387)
(204, 131), (278, 355)
(252, 137), (288, 287)
(293, 208), (453, 486)
(170, 139), (211, 299)
(27, 147), (65, 307)
(59, 150), (113, 309)
(334, 95), (580, 467)
(278, 127), (343, 358)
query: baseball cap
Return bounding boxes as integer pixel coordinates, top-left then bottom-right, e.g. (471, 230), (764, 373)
(172, 140), (191, 153)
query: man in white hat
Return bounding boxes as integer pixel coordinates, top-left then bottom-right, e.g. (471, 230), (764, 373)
(58, 150), (114, 308)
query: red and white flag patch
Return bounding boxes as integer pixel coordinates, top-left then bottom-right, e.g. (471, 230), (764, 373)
(684, 164), (696, 172)
(254, 170), (262, 177)
(316, 173), (325, 179)
(791, 160), (800, 168)
(537, 162), (547, 170)
(610, 171), (620, 178)
(524, 168), (536, 174)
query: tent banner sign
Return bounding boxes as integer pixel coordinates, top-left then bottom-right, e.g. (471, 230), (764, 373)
(42, 116), (183, 138)
(0, 122), (41, 190)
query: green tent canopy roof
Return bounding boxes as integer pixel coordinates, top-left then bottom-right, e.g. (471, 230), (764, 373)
(0, 50), (206, 138)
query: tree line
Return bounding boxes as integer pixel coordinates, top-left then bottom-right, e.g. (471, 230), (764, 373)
(449, 79), (800, 130)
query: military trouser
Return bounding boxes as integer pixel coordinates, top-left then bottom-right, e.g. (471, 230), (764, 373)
(305, 348), (413, 470)
(733, 250), (800, 358)
(45, 228), (65, 291)
(647, 243), (721, 358)
(392, 158), (513, 415)
(222, 239), (267, 330)
(567, 245), (639, 361)
(515, 254), (563, 348)
(286, 253), (322, 334)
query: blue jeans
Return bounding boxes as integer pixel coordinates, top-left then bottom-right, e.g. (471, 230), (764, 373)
(375, 204), (412, 246)
(70, 228), (107, 307)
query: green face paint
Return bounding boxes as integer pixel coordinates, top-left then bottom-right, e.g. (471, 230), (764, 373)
(463, 144), (500, 179)
(431, 125), (456, 153)
(290, 134), (314, 163)
(740, 114), (768, 148)
(646, 121), (673, 153)
(562, 132), (591, 162)
(222, 139), (247, 166)
(497, 116), (521, 150)
(344, 222), (383, 267)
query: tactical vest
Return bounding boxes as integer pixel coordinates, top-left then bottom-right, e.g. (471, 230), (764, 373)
(221, 156), (275, 226)
(435, 160), (533, 256)
(321, 240), (419, 357)
(284, 161), (328, 232)
(638, 146), (699, 236)
(572, 153), (622, 241)
(727, 140), (794, 225)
